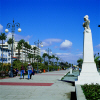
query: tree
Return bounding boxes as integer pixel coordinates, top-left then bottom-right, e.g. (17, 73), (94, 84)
(18, 39), (25, 63)
(27, 53), (32, 63)
(77, 55), (100, 68)
(18, 39), (25, 46)
(27, 44), (31, 62)
(55, 57), (59, 69)
(51, 55), (55, 65)
(7, 38), (13, 50)
(16, 43), (22, 60)
(24, 42), (29, 62)
(42, 53), (48, 64)
(48, 55), (52, 65)
(35, 55), (42, 63)
(94, 53), (100, 69)
(0, 33), (7, 70)
(33, 46), (37, 63)
(77, 58), (83, 68)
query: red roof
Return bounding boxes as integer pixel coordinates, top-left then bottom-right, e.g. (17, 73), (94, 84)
(13, 57), (18, 59)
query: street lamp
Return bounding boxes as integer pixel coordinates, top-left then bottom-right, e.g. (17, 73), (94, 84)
(45, 48), (51, 72)
(97, 53), (99, 71)
(5, 19), (21, 77)
(34, 39), (43, 73)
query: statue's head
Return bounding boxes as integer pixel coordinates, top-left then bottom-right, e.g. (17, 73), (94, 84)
(84, 15), (89, 21)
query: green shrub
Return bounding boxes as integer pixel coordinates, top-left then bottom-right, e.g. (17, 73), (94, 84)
(81, 83), (100, 100)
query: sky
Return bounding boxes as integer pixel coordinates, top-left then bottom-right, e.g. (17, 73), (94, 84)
(0, 0), (100, 65)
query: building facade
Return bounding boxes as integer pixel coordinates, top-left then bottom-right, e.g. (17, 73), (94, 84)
(0, 40), (41, 63)
(0, 47), (11, 63)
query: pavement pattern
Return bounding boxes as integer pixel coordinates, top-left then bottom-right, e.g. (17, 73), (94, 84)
(0, 69), (75, 100)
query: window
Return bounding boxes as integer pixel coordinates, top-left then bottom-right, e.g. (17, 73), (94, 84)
(8, 53), (10, 56)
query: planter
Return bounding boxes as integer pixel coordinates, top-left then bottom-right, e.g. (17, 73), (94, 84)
(43, 69), (45, 73)
(75, 85), (86, 100)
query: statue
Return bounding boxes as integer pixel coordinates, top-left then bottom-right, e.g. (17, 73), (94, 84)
(83, 15), (91, 33)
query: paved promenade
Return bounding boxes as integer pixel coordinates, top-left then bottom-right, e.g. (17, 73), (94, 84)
(0, 69), (75, 100)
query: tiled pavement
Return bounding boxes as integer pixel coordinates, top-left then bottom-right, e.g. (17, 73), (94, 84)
(0, 70), (75, 100)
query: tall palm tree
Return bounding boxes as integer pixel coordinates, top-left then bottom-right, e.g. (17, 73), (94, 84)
(36, 55), (43, 63)
(7, 38), (13, 50)
(51, 55), (55, 70)
(16, 43), (22, 60)
(27, 53), (32, 63)
(33, 46), (37, 63)
(48, 55), (52, 65)
(42, 53), (48, 64)
(24, 42), (29, 62)
(18, 39), (25, 63)
(27, 44), (31, 62)
(0, 33), (7, 70)
(55, 57), (59, 70)
(52, 54), (55, 64)
(18, 39), (25, 46)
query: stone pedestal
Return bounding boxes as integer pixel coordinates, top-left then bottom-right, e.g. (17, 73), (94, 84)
(75, 30), (100, 85)
(70, 68), (72, 74)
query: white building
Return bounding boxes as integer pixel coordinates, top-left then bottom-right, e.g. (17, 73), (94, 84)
(0, 40), (41, 63)
(0, 47), (11, 63)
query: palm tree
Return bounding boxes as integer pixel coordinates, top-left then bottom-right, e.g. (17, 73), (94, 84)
(18, 39), (25, 63)
(24, 42), (29, 62)
(77, 58), (83, 68)
(33, 46), (37, 63)
(16, 43), (22, 60)
(55, 57), (59, 70)
(0, 33), (7, 70)
(18, 39), (25, 46)
(51, 55), (55, 70)
(27, 44), (31, 62)
(27, 53), (32, 63)
(7, 38), (13, 50)
(52, 55), (55, 64)
(48, 55), (52, 65)
(42, 53), (48, 64)
(94, 53), (100, 70)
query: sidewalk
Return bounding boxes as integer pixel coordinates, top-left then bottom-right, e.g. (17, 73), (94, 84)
(0, 69), (75, 100)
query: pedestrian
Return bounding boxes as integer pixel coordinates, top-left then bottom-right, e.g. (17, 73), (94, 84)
(79, 67), (81, 75)
(27, 63), (33, 79)
(13, 68), (16, 77)
(15, 68), (19, 76)
(20, 65), (25, 79)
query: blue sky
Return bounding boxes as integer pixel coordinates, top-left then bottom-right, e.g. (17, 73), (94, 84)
(0, 0), (100, 65)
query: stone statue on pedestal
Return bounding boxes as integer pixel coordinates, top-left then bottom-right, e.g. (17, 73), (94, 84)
(75, 15), (100, 85)
(83, 15), (90, 29)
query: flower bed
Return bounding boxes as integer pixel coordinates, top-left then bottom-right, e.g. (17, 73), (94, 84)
(81, 83), (100, 100)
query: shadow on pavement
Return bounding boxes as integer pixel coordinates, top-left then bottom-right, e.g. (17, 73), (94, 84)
(60, 80), (77, 100)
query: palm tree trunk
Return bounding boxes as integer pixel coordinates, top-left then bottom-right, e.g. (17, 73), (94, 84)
(25, 51), (26, 62)
(2, 40), (3, 70)
(18, 49), (19, 60)
(32, 55), (33, 63)
(34, 50), (35, 63)
(44, 58), (45, 64)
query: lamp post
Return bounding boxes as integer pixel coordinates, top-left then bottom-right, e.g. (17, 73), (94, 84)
(97, 53), (99, 71)
(22, 43), (24, 64)
(45, 48), (51, 72)
(34, 39), (43, 73)
(5, 19), (21, 77)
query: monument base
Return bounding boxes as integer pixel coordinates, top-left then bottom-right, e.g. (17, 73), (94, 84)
(75, 62), (100, 85)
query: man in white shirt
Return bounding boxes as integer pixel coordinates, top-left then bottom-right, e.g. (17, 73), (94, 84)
(27, 63), (33, 79)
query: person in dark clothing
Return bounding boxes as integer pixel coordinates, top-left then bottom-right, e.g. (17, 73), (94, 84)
(15, 68), (19, 76)
(13, 68), (16, 77)
(20, 65), (25, 79)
